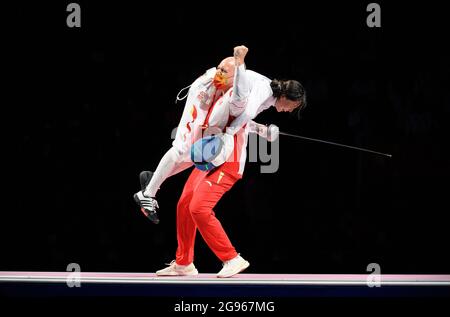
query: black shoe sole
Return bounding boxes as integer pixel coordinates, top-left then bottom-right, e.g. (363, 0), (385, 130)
(139, 171), (154, 191)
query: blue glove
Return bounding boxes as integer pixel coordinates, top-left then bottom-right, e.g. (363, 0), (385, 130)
(191, 134), (234, 171)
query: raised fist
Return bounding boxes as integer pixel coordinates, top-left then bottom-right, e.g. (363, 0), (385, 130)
(233, 45), (249, 66)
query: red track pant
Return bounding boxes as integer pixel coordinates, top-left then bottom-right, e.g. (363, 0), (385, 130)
(175, 166), (239, 265)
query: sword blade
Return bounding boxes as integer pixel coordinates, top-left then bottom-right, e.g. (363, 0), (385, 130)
(278, 131), (392, 158)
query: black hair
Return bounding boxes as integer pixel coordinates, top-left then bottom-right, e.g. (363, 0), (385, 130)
(270, 79), (307, 113)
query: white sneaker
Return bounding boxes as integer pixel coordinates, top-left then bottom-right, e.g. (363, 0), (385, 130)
(156, 260), (199, 276)
(217, 255), (250, 278)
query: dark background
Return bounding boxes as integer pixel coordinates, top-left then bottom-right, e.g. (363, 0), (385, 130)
(2, 1), (449, 275)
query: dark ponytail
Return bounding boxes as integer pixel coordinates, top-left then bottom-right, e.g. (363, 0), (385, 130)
(270, 79), (285, 98)
(270, 79), (307, 111)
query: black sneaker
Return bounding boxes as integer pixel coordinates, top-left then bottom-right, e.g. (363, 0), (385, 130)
(134, 191), (160, 224)
(134, 171), (159, 224)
